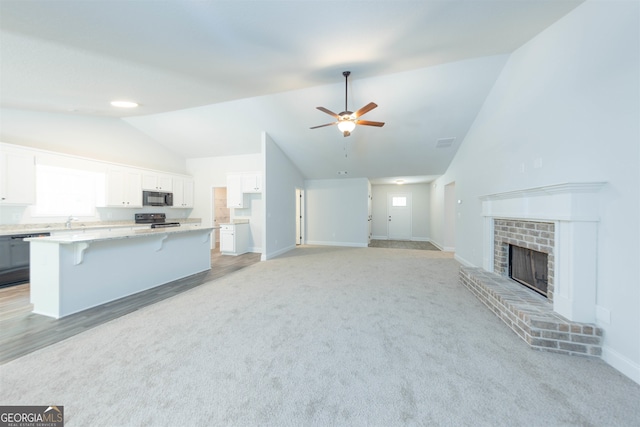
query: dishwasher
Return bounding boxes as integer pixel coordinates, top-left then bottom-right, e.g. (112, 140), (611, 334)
(0, 232), (50, 288)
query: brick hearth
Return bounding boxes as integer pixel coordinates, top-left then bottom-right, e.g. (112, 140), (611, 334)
(460, 266), (602, 357)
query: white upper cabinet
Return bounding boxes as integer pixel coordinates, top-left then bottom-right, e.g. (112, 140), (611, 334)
(172, 177), (194, 208)
(142, 173), (173, 192)
(0, 150), (36, 205)
(241, 172), (262, 193)
(226, 174), (244, 208)
(104, 168), (142, 207)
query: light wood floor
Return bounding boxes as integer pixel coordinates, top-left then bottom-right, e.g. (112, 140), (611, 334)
(0, 249), (261, 364)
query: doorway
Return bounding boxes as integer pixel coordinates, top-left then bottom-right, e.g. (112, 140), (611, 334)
(213, 187), (230, 250)
(387, 193), (412, 240)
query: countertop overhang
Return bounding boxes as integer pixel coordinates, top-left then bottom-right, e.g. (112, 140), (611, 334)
(26, 225), (213, 244)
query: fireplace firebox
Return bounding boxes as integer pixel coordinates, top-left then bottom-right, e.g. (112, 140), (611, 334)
(509, 245), (548, 297)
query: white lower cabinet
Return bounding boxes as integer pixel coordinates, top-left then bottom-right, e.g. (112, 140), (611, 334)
(219, 223), (249, 255)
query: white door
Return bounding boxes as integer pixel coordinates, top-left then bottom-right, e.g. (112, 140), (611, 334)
(387, 193), (412, 240)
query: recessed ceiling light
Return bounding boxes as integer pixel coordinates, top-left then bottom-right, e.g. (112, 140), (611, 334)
(110, 100), (139, 108)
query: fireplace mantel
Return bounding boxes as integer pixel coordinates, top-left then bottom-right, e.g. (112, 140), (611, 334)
(480, 182), (606, 323)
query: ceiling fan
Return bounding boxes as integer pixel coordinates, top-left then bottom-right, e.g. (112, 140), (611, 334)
(310, 71), (385, 137)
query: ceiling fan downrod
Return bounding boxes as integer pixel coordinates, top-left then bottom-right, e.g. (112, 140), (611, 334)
(343, 71), (350, 114)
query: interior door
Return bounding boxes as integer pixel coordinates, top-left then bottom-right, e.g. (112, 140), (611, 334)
(387, 193), (412, 240)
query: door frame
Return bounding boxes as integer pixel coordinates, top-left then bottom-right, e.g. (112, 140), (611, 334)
(296, 188), (305, 245)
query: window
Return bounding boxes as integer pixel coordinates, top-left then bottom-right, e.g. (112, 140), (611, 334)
(33, 165), (102, 217)
(392, 196), (407, 207)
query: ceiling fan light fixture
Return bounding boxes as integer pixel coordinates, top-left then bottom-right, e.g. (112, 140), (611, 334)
(337, 119), (356, 134)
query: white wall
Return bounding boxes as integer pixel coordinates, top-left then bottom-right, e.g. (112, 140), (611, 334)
(431, 1), (639, 383)
(186, 152), (263, 250)
(305, 178), (369, 247)
(262, 133), (305, 260)
(1, 109), (187, 173)
(371, 183), (430, 241)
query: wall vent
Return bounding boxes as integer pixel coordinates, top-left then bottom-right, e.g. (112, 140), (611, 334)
(436, 137), (456, 148)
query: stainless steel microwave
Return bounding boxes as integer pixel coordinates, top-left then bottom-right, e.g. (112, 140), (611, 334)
(143, 191), (173, 207)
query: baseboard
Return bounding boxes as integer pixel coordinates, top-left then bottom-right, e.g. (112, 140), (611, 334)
(305, 240), (368, 248)
(602, 346), (640, 385)
(454, 253), (475, 267)
(429, 240), (445, 251)
(371, 236), (430, 242)
(262, 244), (296, 261)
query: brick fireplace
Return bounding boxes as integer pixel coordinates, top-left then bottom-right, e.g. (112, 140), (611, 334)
(460, 182), (606, 357)
(493, 219), (554, 300)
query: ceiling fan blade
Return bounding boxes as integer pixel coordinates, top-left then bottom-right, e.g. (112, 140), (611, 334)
(356, 120), (385, 127)
(316, 106), (340, 119)
(310, 122), (337, 129)
(353, 102), (378, 118)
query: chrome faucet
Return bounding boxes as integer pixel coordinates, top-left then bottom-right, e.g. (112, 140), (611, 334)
(65, 215), (78, 229)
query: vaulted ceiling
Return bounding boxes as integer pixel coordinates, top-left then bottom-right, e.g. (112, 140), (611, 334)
(0, 0), (583, 183)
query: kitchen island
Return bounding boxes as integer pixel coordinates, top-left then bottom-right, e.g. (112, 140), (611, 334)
(26, 225), (213, 318)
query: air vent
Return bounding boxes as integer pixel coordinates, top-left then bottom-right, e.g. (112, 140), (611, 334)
(436, 137), (456, 148)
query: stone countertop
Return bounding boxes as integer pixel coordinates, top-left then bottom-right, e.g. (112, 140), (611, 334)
(219, 219), (250, 225)
(25, 225), (213, 244)
(0, 218), (202, 237)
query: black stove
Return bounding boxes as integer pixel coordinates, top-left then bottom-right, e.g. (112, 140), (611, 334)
(135, 213), (181, 228)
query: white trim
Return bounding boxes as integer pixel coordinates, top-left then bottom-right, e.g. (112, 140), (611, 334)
(602, 346), (640, 386)
(261, 244), (295, 260)
(454, 253), (474, 267)
(480, 182), (606, 323)
(479, 182), (607, 201)
(305, 240), (368, 248)
(371, 235), (389, 240)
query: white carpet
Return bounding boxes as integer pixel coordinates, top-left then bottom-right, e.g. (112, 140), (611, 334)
(1, 246), (638, 426)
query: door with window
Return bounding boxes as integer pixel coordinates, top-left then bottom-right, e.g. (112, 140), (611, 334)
(387, 193), (412, 240)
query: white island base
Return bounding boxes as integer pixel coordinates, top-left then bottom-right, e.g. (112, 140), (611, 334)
(28, 226), (213, 318)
